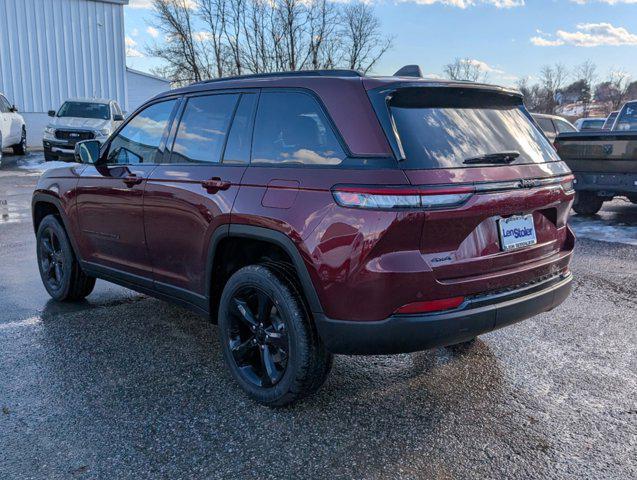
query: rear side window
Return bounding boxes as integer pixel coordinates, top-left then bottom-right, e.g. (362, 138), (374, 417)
(536, 117), (555, 134)
(252, 91), (345, 166)
(616, 102), (637, 131)
(389, 88), (560, 169)
(171, 94), (239, 164)
(107, 99), (177, 165)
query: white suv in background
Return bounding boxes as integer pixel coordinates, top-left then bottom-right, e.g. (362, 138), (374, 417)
(0, 93), (27, 165)
(43, 98), (125, 161)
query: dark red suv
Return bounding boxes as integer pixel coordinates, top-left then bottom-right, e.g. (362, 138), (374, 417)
(32, 70), (575, 406)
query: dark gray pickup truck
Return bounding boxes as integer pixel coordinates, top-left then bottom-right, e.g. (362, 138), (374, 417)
(555, 101), (637, 215)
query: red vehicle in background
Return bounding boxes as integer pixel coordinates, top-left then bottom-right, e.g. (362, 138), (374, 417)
(32, 69), (575, 406)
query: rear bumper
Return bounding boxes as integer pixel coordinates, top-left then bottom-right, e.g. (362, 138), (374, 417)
(315, 272), (572, 355)
(574, 172), (637, 196)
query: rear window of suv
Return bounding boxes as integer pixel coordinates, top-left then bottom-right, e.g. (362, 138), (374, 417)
(388, 87), (560, 169)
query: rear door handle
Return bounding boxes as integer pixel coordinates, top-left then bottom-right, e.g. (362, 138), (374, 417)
(123, 175), (143, 187)
(202, 177), (231, 193)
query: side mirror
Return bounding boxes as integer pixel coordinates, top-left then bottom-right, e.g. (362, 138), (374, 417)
(10, 105), (18, 113)
(113, 114), (124, 122)
(75, 140), (101, 164)
(48, 110), (56, 117)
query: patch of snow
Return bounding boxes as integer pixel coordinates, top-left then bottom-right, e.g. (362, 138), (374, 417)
(18, 153), (73, 173)
(570, 217), (637, 246)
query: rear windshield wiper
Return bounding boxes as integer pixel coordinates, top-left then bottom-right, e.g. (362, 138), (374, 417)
(462, 151), (520, 165)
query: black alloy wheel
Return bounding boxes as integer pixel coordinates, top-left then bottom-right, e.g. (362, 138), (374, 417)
(39, 226), (66, 291)
(218, 264), (332, 407)
(36, 215), (95, 301)
(227, 286), (289, 387)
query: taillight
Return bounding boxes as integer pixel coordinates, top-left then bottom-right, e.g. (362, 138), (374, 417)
(332, 185), (474, 210)
(394, 296), (465, 315)
(560, 175), (575, 194)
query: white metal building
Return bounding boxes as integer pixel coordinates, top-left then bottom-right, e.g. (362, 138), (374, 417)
(0, 0), (171, 147)
(126, 68), (171, 113)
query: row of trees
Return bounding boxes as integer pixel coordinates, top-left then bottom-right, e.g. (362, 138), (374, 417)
(444, 58), (636, 116)
(148, 0), (392, 85)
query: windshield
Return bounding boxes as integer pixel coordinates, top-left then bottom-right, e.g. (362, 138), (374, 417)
(57, 102), (110, 120)
(389, 89), (559, 169)
(615, 102), (637, 131)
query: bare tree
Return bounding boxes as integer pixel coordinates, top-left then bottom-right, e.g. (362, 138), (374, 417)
(606, 70), (632, 110)
(339, 3), (392, 73)
(197, 0), (228, 78)
(575, 60), (597, 116)
(537, 63), (568, 114)
(147, 0), (211, 84)
(147, 0), (392, 81)
(443, 58), (487, 83)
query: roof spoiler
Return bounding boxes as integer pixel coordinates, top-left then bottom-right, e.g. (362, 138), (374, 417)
(393, 65), (423, 78)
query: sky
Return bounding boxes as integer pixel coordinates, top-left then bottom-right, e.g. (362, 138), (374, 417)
(123, 0), (637, 87)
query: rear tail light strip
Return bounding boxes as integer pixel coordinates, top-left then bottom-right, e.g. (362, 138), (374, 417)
(332, 185), (474, 210)
(332, 176), (574, 210)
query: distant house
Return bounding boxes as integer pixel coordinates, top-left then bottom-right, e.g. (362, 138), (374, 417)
(0, 0), (171, 147)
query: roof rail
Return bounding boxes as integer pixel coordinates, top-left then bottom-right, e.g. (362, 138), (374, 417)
(195, 69), (363, 85)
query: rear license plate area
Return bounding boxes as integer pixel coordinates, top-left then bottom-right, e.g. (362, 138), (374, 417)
(498, 214), (537, 252)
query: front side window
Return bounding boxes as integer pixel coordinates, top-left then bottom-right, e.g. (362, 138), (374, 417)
(107, 99), (177, 165)
(388, 88), (560, 169)
(57, 102), (110, 120)
(171, 94), (238, 164)
(252, 91), (345, 166)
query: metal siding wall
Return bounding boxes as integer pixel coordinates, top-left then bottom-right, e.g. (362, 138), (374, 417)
(0, 0), (127, 114)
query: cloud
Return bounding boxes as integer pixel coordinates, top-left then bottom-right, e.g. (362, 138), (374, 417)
(397, 0), (524, 7)
(131, 28), (139, 37)
(146, 26), (160, 38)
(125, 36), (144, 58)
(531, 22), (637, 47)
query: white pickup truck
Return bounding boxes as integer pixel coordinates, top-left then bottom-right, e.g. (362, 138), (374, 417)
(0, 93), (27, 165)
(43, 98), (124, 161)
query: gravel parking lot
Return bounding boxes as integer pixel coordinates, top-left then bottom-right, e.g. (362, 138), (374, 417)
(1, 153), (636, 479)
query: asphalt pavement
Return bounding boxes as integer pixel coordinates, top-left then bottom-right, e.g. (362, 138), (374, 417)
(1, 153), (635, 479)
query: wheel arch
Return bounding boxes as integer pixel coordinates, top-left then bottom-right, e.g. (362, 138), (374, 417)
(32, 192), (82, 260)
(206, 224), (324, 320)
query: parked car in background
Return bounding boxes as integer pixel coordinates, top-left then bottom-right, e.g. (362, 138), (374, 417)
(555, 101), (637, 214)
(613, 100), (637, 132)
(602, 111), (619, 130)
(574, 117), (605, 132)
(32, 69), (575, 406)
(532, 113), (577, 142)
(43, 98), (124, 161)
(0, 93), (27, 164)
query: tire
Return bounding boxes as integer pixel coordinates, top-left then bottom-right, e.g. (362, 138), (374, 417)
(36, 215), (95, 301)
(44, 152), (57, 162)
(628, 195), (637, 205)
(0, 135), (3, 164)
(218, 264), (332, 407)
(573, 192), (603, 215)
(12, 127), (26, 155)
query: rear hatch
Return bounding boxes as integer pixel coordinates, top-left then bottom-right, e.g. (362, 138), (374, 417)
(368, 83), (574, 291)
